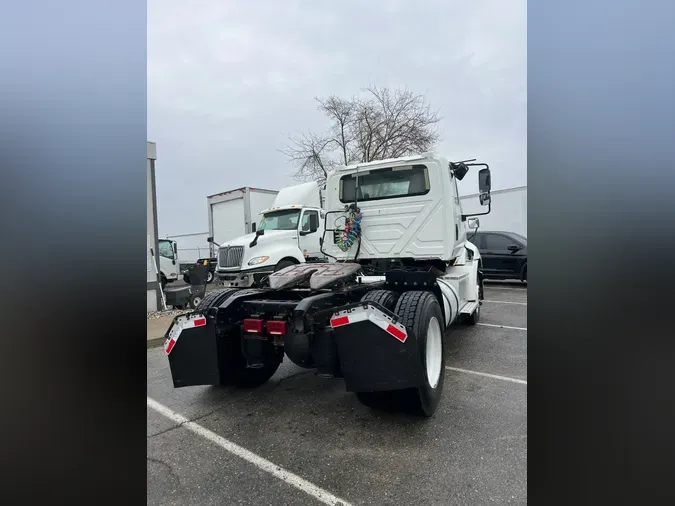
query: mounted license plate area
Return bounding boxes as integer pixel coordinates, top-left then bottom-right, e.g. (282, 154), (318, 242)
(329, 303), (425, 392)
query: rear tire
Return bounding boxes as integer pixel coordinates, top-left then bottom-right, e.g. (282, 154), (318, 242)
(360, 289), (399, 310)
(195, 287), (238, 312)
(206, 270), (214, 284)
(355, 291), (445, 417)
(232, 359), (282, 388)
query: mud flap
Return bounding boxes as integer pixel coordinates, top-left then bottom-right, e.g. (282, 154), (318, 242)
(330, 303), (425, 392)
(165, 313), (222, 387)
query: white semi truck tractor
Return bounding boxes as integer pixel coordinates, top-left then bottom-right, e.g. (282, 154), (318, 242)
(163, 153), (492, 417)
(209, 181), (326, 288)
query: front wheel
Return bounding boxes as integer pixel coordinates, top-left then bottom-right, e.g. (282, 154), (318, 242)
(274, 259), (296, 272)
(206, 270), (214, 284)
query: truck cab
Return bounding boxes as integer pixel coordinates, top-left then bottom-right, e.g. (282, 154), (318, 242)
(158, 239), (181, 289)
(213, 181), (326, 287)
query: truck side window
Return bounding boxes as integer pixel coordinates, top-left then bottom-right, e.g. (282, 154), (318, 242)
(301, 210), (319, 231)
(158, 241), (174, 259)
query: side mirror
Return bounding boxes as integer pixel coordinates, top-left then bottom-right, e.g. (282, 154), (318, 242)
(251, 222), (256, 232)
(508, 245), (521, 252)
(172, 242), (178, 255)
(309, 213), (319, 233)
(468, 218), (480, 230)
(207, 236), (214, 243)
(478, 168), (491, 193)
(451, 162), (469, 181)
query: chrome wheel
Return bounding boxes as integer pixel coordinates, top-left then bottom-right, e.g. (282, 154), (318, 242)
(426, 316), (442, 388)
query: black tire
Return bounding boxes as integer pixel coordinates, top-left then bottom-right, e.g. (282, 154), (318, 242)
(188, 294), (203, 310)
(232, 359), (282, 388)
(355, 291), (445, 417)
(206, 270), (214, 284)
(195, 287), (238, 312)
(274, 259), (296, 272)
(217, 329), (283, 388)
(360, 289), (399, 310)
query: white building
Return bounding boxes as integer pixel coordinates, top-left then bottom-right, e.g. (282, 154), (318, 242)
(460, 186), (527, 237)
(147, 142), (162, 311)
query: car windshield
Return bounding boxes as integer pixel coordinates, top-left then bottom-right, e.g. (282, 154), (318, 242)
(258, 209), (301, 231)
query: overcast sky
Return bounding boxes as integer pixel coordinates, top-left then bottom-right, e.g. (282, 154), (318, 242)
(148, 0), (526, 236)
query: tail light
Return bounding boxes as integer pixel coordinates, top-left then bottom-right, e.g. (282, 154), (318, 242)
(266, 320), (287, 335)
(243, 319), (264, 333)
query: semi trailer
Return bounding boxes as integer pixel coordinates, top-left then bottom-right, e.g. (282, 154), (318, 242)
(163, 153), (492, 417)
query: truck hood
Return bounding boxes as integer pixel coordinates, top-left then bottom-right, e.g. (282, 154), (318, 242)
(219, 229), (297, 249)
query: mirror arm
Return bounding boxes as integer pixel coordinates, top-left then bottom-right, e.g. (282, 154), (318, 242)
(461, 200), (492, 221)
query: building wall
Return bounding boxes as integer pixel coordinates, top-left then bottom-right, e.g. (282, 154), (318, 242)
(147, 142), (161, 311)
(460, 186), (527, 237)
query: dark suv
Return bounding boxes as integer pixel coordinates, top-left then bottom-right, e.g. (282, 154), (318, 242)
(470, 231), (527, 282)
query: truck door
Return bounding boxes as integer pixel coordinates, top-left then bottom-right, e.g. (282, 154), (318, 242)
(158, 240), (179, 280)
(298, 209), (321, 259)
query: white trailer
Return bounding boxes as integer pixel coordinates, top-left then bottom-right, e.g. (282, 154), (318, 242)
(207, 187), (279, 257)
(460, 186), (527, 237)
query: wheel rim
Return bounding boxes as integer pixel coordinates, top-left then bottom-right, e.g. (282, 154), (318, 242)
(207, 272), (213, 282)
(426, 317), (442, 388)
(193, 297), (201, 307)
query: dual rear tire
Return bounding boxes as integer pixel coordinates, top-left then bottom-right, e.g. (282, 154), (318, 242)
(355, 290), (446, 417)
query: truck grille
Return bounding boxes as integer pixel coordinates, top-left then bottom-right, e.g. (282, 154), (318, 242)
(218, 246), (244, 268)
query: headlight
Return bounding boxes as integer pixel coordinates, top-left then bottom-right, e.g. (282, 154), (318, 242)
(247, 256), (270, 266)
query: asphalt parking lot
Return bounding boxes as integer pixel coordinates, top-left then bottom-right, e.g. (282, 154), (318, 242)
(147, 282), (527, 505)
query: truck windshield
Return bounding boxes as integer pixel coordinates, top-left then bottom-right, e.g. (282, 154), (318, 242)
(339, 164), (430, 203)
(258, 209), (301, 231)
(158, 240), (175, 259)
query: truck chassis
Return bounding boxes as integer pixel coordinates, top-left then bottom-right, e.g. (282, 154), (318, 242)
(164, 261), (483, 417)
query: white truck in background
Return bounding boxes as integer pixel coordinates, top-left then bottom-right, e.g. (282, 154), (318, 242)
(207, 186), (280, 254)
(157, 238), (181, 289)
(210, 181), (326, 288)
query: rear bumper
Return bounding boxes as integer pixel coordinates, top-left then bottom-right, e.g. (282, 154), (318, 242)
(215, 266), (272, 287)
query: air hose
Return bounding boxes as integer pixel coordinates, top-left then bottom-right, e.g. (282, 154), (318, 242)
(336, 208), (362, 252)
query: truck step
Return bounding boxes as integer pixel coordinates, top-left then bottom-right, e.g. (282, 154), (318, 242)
(459, 301), (479, 315)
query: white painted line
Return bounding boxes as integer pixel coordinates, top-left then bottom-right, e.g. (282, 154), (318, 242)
(483, 299), (527, 306)
(477, 322), (527, 331)
(446, 366), (527, 385)
(147, 397), (353, 506)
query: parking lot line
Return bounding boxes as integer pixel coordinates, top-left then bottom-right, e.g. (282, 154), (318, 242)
(147, 397), (354, 506)
(483, 299), (527, 306)
(477, 322), (527, 331)
(445, 366), (527, 385)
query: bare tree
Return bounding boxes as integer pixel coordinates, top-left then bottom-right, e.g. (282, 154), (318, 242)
(282, 86), (441, 183)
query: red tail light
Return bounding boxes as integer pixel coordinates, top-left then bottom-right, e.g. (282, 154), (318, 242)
(266, 320), (287, 335)
(243, 319), (264, 333)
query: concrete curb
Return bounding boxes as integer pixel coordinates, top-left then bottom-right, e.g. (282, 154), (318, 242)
(147, 337), (165, 349)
